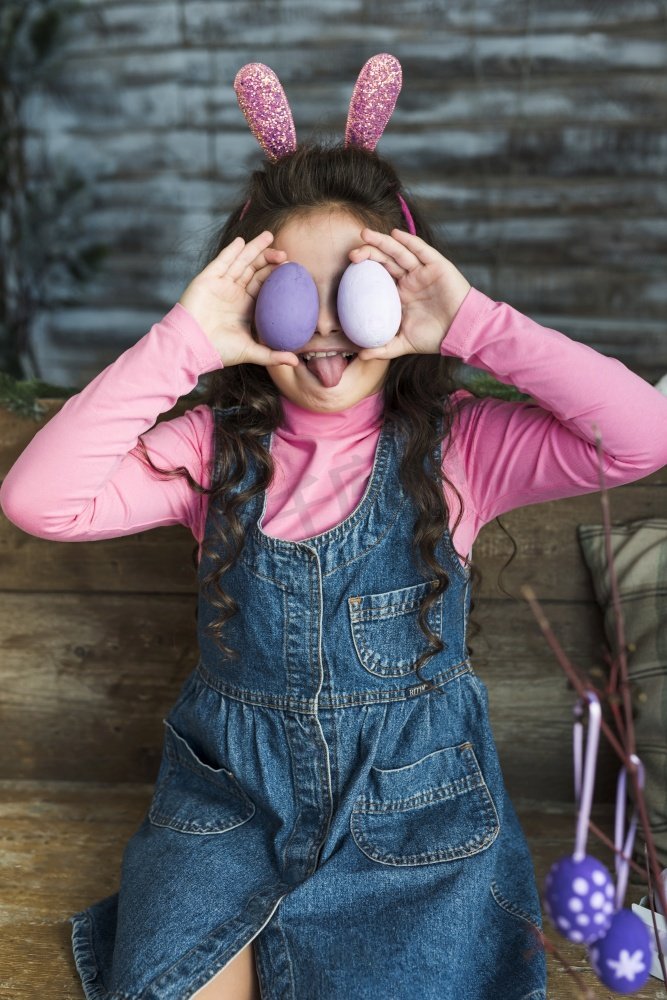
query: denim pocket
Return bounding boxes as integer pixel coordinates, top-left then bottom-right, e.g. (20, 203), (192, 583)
(148, 719), (255, 835)
(347, 579), (443, 678)
(488, 816), (545, 937)
(490, 878), (544, 936)
(350, 740), (500, 865)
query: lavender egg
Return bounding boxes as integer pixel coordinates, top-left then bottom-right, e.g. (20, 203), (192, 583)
(337, 259), (402, 348)
(588, 909), (652, 993)
(543, 854), (615, 945)
(254, 262), (319, 352)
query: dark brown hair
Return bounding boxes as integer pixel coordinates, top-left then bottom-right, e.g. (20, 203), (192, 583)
(134, 138), (497, 695)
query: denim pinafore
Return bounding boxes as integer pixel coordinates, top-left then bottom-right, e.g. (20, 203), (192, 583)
(69, 403), (547, 1000)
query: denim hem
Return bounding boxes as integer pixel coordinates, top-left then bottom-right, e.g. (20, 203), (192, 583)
(69, 911), (111, 1000)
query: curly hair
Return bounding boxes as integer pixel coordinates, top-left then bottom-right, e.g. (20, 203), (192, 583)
(132, 138), (515, 695)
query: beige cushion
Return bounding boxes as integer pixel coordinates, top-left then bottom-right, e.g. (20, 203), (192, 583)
(577, 519), (667, 877)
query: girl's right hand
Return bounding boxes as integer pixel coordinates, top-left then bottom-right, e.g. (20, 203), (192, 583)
(178, 231), (300, 370)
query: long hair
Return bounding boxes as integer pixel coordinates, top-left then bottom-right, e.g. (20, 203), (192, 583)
(134, 138), (500, 695)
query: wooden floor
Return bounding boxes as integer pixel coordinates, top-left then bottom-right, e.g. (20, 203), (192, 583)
(0, 782), (664, 999)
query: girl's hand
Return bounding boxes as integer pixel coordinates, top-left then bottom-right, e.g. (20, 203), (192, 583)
(348, 228), (472, 360)
(178, 232), (300, 369)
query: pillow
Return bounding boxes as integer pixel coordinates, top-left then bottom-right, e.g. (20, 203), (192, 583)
(577, 519), (667, 881)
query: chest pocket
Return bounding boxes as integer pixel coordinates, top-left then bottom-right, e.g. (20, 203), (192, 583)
(348, 578), (444, 678)
(148, 719), (255, 835)
(350, 741), (500, 866)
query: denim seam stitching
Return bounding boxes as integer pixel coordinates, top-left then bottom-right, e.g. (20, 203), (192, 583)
(490, 879), (544, 934)
(194, 659), (473, 710)
(350, 816), (500, 866)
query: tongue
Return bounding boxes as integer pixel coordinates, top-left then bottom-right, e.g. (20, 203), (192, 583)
(306, 354), (348, 388)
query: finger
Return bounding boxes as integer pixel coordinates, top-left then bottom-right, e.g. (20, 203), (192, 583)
(238, 250), (287, 294)
(224, 231), (276, 280)
(387, 227), (446, 267)
(245, 257), (287, 300)
(252, 345), (300, 368)
(206, 236), (246, 273)
(354, 228), (422, 273)
(224, 231), (275, 280)
(356, 335), (415, 362)
(348, 245), (405, 281)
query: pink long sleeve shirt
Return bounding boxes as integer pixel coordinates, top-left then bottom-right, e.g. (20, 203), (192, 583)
(2, 287), (666, 570)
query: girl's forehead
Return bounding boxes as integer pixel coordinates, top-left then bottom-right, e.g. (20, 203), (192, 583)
(276, 208), (363, 243)
(273, 209), (365, 271)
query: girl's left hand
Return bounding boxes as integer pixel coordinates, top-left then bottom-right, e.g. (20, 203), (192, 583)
(348, 228), (472, 360)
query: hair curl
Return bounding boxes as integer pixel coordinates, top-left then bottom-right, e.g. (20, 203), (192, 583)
(133, 138), (518, 695)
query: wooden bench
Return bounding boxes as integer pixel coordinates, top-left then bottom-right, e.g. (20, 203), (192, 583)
(1, 398), (665, 999)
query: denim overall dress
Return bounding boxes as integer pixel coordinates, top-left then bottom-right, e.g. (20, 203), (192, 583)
(69, 403), (547, 1000)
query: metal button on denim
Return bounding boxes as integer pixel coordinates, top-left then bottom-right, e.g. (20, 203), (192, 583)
(69, 406), (547, 1000)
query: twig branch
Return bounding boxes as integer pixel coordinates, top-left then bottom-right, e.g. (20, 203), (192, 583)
(517, 423), (667, 983)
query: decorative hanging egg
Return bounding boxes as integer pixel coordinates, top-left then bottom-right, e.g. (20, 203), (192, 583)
(587, 908), (652, 993)
(543, 854), (616, 944)
(337, 259), (402, 348)
(254, 262), (320, 352)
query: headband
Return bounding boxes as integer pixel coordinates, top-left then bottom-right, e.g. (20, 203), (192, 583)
(233, 53), (416, 235)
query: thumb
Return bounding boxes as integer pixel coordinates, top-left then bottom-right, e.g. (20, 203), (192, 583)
(256, 345), (300, 368)
(356, 342), (400, 362)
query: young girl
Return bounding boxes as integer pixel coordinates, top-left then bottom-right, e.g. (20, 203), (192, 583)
(2, 56), (667, 1000)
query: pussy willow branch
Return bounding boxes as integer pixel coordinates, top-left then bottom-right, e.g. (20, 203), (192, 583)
(526, 924), (597, 999)
(522, 579), (667, 984)
(591, 422), (667, 985)
(519, 424), (667, 981)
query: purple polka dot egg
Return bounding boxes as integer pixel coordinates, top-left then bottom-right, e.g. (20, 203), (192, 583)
(588, 908), (652, 993)
(543, 854), (615, 944)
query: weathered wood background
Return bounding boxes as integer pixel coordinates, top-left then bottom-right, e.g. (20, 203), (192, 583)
(24, 0), (667, 387)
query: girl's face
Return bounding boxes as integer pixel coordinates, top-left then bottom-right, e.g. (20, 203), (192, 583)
(258, 207), (391, 413)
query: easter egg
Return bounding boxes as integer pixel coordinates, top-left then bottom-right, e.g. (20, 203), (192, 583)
(543, 854), (615, 944)
(337, 259), (402, 348)
(588, 909), (652, 993)
(254, 262), (319, 352)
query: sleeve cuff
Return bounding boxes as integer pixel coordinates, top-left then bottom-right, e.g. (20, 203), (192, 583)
(439, 286), (497, 360)
(162, 302), (225, 373)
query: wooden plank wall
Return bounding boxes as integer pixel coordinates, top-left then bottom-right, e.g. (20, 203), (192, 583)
(25, 0), (667, 387)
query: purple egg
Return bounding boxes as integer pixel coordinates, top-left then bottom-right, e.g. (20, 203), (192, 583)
(543, 854), (615, 944)
(254, 262), (319, 352)
(588, 909), (652, 993)
(337, 259), (402, 348)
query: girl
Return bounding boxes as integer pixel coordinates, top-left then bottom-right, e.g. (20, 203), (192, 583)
(2, 56), (667, 1000)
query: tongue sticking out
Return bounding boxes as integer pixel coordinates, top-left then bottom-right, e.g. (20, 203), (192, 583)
(305, 354), (350, 388)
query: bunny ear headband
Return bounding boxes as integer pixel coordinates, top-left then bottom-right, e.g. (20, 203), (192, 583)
(233, 53), (416, 234)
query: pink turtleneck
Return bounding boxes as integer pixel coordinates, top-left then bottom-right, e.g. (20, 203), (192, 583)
(2, 287), (666, 571)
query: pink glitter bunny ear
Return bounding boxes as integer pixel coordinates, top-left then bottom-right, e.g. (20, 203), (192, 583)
(344, 53), (403, 151)
(233, 62), (297, 161)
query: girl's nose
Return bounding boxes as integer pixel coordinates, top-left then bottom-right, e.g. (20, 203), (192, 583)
(316, 284), (341, 335)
